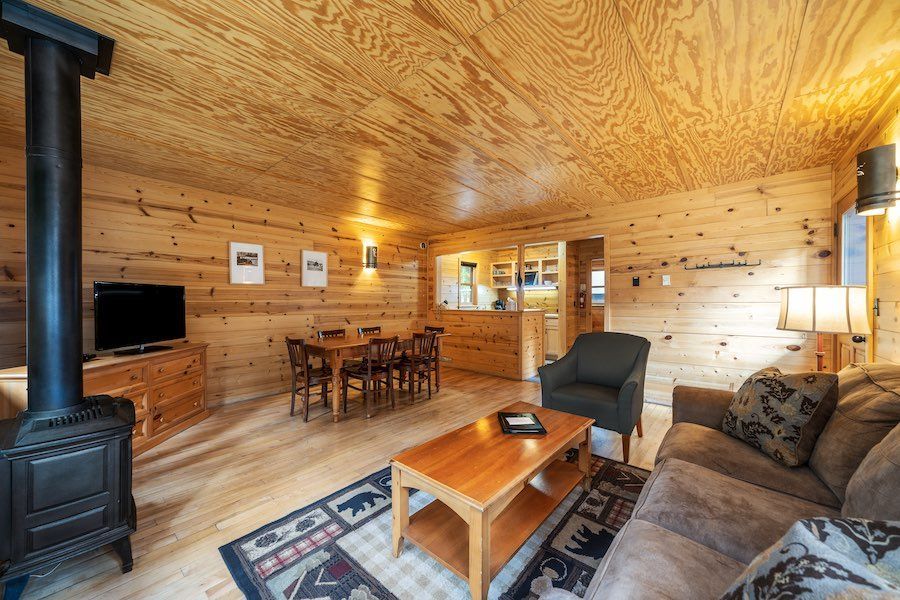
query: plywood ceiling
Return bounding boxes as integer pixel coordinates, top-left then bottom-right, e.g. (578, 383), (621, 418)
(0, 0), (896, 234)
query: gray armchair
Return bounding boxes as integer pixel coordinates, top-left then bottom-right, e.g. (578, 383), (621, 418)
(538, 332), (651, 462)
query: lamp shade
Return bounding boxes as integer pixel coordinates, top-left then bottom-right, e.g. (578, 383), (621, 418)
(777, 285), (871, 335)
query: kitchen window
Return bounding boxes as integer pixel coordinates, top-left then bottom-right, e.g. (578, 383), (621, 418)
(591, 268), (605, 305)
(459, 262), (477, 306)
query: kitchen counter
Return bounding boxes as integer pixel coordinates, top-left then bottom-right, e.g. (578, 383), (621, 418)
(427, 309), (544, 380)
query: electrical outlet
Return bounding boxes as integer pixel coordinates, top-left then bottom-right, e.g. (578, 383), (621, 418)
(662, 274), (671, 286)
(632, 276), (640, 287)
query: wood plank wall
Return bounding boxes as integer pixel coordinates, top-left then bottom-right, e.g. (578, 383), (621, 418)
(428, 167), (835, 403)
(0, 146), (426, 406)
(832, 91), (900, 363)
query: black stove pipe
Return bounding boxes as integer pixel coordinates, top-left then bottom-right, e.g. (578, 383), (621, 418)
(24, 36), (83, 413)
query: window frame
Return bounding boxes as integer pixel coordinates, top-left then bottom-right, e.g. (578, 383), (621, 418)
(590, 268), (605, 306)
(459, 261), (477, 306)
(840, 204), (867, 287)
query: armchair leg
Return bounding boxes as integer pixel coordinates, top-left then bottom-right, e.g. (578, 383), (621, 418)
(622, 435), (631, 464)
(636, 416), (643, 438)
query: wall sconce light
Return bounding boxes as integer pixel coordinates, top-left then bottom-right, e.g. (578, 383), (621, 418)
(364, 245), (378, 269)
(856, 143), (899, 216)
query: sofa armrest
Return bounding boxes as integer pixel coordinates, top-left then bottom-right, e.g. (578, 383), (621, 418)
(538, 350), (577, 407)
(672, 385), (733, 429)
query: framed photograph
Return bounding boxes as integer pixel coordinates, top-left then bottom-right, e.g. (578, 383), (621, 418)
(229, 242), (265, 285)
(302, 250), (328, 287)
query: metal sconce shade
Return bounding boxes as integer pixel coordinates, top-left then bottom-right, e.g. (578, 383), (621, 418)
(364, 245), (378, 268)
(856, 143), (899, 216)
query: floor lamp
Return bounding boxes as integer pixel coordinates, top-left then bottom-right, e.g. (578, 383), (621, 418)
(777, 285), (871, 371)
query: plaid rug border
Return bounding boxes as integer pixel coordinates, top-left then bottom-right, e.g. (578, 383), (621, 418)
(219, 466), (395, 600)
(219, 456), (649, 600)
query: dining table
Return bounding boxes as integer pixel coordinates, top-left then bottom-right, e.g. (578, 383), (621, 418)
(304, 330), (450, 422)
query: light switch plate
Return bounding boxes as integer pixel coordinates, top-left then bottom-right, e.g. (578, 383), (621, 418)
(662, 274), (671, 286)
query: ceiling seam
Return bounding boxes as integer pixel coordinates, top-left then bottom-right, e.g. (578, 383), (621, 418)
(228, 1), (529, 201)
(609, 0), (693, 192)
(763, 0), (812, 176)
(416, 0), (629, 204)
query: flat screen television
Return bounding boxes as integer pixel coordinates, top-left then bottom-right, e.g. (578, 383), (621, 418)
(94, 281), (186, 354)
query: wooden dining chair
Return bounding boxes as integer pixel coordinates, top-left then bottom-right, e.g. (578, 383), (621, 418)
(357, 326), (382, 336)
(423, 326), (444, 386)
(285, 337), (332, 422)
(341, 336), (398, 419)
(397, 332), (437, 403)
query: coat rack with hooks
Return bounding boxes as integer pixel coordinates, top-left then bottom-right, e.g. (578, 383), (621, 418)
(684, 260), (761, 271)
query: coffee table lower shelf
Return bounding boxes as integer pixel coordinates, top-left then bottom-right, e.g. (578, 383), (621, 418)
(404, 459), (583, 581)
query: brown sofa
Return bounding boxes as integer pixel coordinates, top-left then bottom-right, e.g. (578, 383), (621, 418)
(541, 363), (900, 599)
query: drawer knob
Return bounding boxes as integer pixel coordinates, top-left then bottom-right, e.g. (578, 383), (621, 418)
(158, 367), (165, 373)
(131, 373), (139, 380)
(158, 392), (165, 398)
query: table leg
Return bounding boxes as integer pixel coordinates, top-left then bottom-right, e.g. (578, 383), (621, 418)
(435, 337), (442, 392)
(331, 351), (343, 423)
(579, 427), (592, 491)
(468, 507), (490, 600)
(391, 465), (408, 558)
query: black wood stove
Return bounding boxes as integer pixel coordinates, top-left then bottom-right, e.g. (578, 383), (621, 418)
(0, 3), (134, 599)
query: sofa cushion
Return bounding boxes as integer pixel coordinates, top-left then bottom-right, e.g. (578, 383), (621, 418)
(655, 422), (839, 507)
(550, 382), (619, 424)
(580, 519), (744, 600)
(633, 458), (838, 564)
(722, 367), (838, 467)
(809, 363), (900, 503)
(843, 424), (900, 521)
(720, 518), (900, 599)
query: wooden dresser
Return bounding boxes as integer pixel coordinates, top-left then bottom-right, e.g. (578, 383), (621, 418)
(0, 343), (209, 457)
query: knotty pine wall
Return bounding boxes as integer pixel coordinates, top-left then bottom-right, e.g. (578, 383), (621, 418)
(832, 91), (900, 363)
(0, 146), (426, 406)
(428, 167), (835, 404)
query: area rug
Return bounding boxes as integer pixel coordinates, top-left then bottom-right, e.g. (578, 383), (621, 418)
(219, 452), (649, 599)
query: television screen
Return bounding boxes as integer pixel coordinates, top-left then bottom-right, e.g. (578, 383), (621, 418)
(94, 282), (186, 351)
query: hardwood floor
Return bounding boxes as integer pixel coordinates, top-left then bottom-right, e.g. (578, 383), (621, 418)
(18, 367), (672, 600)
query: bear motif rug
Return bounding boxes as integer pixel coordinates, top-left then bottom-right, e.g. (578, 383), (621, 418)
(219, 453), (649, 599)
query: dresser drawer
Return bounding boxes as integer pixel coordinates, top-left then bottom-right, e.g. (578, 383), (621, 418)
(84, 365), (147, 395)
(151, 373), (203, 406)
(132, 414), (150, 448)
(150, 391), (203, 435)
(121, 388), (149, 417)
(150, 352), (203, 383)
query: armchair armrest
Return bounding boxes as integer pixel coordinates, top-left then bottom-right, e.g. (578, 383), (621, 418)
(672, 385), (734, 429)
(538, 350), (577, 407)
(616, 342), (650, 431)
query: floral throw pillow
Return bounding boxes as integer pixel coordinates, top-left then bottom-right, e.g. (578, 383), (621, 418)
(722, 367), (838, 466)
(720, 518), (900, 599)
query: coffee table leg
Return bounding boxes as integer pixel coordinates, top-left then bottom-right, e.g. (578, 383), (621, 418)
(579, 428), (592, 491)
(391, 465), (408, 558)
(468, 507), (490, 600)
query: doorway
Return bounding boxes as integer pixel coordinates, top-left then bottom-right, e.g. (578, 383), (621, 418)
(564, 236), (608, 351)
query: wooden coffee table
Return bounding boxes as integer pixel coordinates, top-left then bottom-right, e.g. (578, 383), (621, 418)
(390, 401), (594, 600)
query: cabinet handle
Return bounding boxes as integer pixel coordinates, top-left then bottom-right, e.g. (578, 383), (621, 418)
(158, 367), (165, 373)
(130, 373), (139, 380)
(158, 392), (165, 398)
